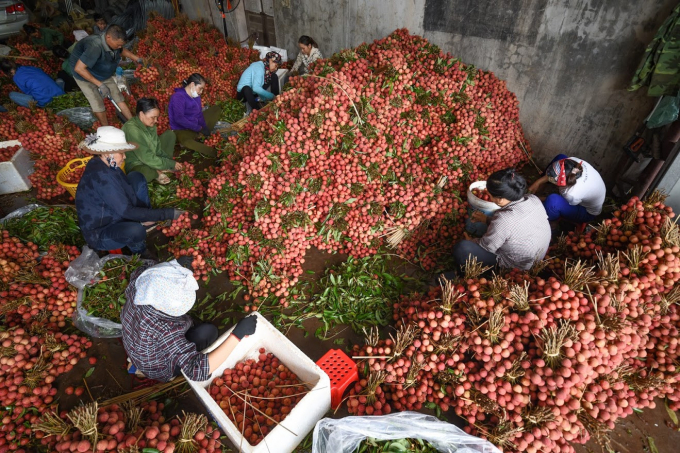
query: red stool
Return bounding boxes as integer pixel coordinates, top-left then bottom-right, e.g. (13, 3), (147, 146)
(316, 349), (358, 410)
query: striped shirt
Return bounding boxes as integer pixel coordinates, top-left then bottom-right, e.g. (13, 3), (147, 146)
(291, 47), (323, 73)
(478, 194), (551, 270)
(121, 263), (210, 382)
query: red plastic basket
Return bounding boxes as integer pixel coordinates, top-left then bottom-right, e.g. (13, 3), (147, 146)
(316, 349), (358, 410)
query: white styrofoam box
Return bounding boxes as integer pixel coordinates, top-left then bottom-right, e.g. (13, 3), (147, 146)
(252, 45), (289, 62)
(0, 141), (33, 195)
(185, 312), (331, 453)
(268, 46), (288, 62)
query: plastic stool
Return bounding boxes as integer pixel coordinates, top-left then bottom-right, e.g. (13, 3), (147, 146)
(316, 349), (358, 410)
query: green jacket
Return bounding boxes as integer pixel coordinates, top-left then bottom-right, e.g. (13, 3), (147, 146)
(123, 117), (176, 171)
(32, 27), (64, 49)
(629, 4), (680, 97)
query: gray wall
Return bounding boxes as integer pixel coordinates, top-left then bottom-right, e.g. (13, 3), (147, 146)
(181, 0), (249, 42)
(273, 0), (678, 182)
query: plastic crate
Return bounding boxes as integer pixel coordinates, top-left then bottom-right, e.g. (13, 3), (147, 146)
(316, 349), (358, 410)
(186, 312), (331, 453)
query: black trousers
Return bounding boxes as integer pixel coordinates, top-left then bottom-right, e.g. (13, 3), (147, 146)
(172, 322), (219, 377)
(57, 70), (78, 93)
(237, 73), (279, 110)
(438, 240), (498, 283)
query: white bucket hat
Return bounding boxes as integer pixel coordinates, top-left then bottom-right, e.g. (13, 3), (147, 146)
(78, 126), (138, 154)
(133, 260), (199, 317)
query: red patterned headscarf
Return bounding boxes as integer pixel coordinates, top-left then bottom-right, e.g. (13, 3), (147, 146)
(264, 51), (282, 85)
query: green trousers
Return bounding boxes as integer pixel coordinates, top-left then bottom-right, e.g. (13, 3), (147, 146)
(174, 105), (221, 158)
(126, 130), (177, 182)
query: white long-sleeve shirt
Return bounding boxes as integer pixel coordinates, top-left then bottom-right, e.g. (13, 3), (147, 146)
(291, 47), (323, 73)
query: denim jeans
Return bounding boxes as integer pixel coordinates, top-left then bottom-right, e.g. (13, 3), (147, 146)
(92, 172), (152, 254)
(9, 92), (35, 108)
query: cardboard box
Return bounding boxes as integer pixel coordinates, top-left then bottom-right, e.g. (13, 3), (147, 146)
(185, 312), (331, 453)
(0, 141), (33, 195)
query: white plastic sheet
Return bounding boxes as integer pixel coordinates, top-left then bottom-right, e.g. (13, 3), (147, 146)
(65, 247), (153, 338)
(312, 412), (502, 453)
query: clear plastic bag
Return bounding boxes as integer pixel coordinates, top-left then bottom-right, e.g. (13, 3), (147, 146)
(312, 412), (502, 453)
(66, 247), (153, 338)
(0, 204), (42, 224)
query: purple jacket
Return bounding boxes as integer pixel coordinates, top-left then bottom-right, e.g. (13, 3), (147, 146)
(168, 87), (207, 132)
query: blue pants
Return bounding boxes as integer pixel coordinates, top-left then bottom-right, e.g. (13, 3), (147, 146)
(542, 153), (594, 223)
(543, 193), (595, 223)
(93, 172), (150, 254)
(9, 92), (35, 108)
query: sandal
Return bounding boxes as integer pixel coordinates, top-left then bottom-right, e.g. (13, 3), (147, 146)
(157, 172), (171, 185)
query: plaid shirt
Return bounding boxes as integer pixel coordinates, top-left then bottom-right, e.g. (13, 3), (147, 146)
(121, 263), (210, 382)
(478, 194), (551, 270)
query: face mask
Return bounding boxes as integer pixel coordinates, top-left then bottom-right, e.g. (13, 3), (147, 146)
(106, 156), (118, 169)
(189, 88), (199, 98)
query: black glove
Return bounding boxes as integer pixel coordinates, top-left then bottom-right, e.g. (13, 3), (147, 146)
(172, 208), (185, 220)
(231, 315), (257, 340)
(97, 84), (111, 98)
(200, 126), (211, 136)
(176, 256), (194, 271)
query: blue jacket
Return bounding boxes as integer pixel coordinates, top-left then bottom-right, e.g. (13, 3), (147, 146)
(13, 66), (64, 107)
(168, 87), (207, 132)
(75, 157), (174, 247)
(236, 61), (275, 101)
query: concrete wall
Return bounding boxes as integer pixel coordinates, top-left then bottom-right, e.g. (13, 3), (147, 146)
(271, 0), (678, 182)
(180, 0), (248, 42)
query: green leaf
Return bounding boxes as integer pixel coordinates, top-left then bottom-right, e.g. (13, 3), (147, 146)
(84, 367), (95, 378)
(648, 437), (659, 453)
(666, 399), (679, 427)
(305, 270), (315, 274)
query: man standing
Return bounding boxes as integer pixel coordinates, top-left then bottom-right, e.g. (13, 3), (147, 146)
(69, 25), (142, 126)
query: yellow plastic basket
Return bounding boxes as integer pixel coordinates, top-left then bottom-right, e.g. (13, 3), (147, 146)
(57, 157), (126, 198)
(56, 156), (92, 198)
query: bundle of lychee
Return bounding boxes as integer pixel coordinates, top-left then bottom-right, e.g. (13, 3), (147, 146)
(348, 194), (680, 453)
(33, 400), (224, 453)
(209, 349), (307, 446)
(0, 326), (92, 453)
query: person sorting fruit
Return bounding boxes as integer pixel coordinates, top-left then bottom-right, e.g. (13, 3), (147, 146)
(121, 258), (258, 382)
(122, 97), (181, 184)
(69, 25), (143, 126)
(75, 126), (182, 257)
(168, 73), (221, 158)
(23, 24), (64, 50)
(528, 154), (606, 225)
(289, 35), (322, 76)
(236, 51), (282, 111)
(447, 168), (551, 276)
(0, 60), (65, 108)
